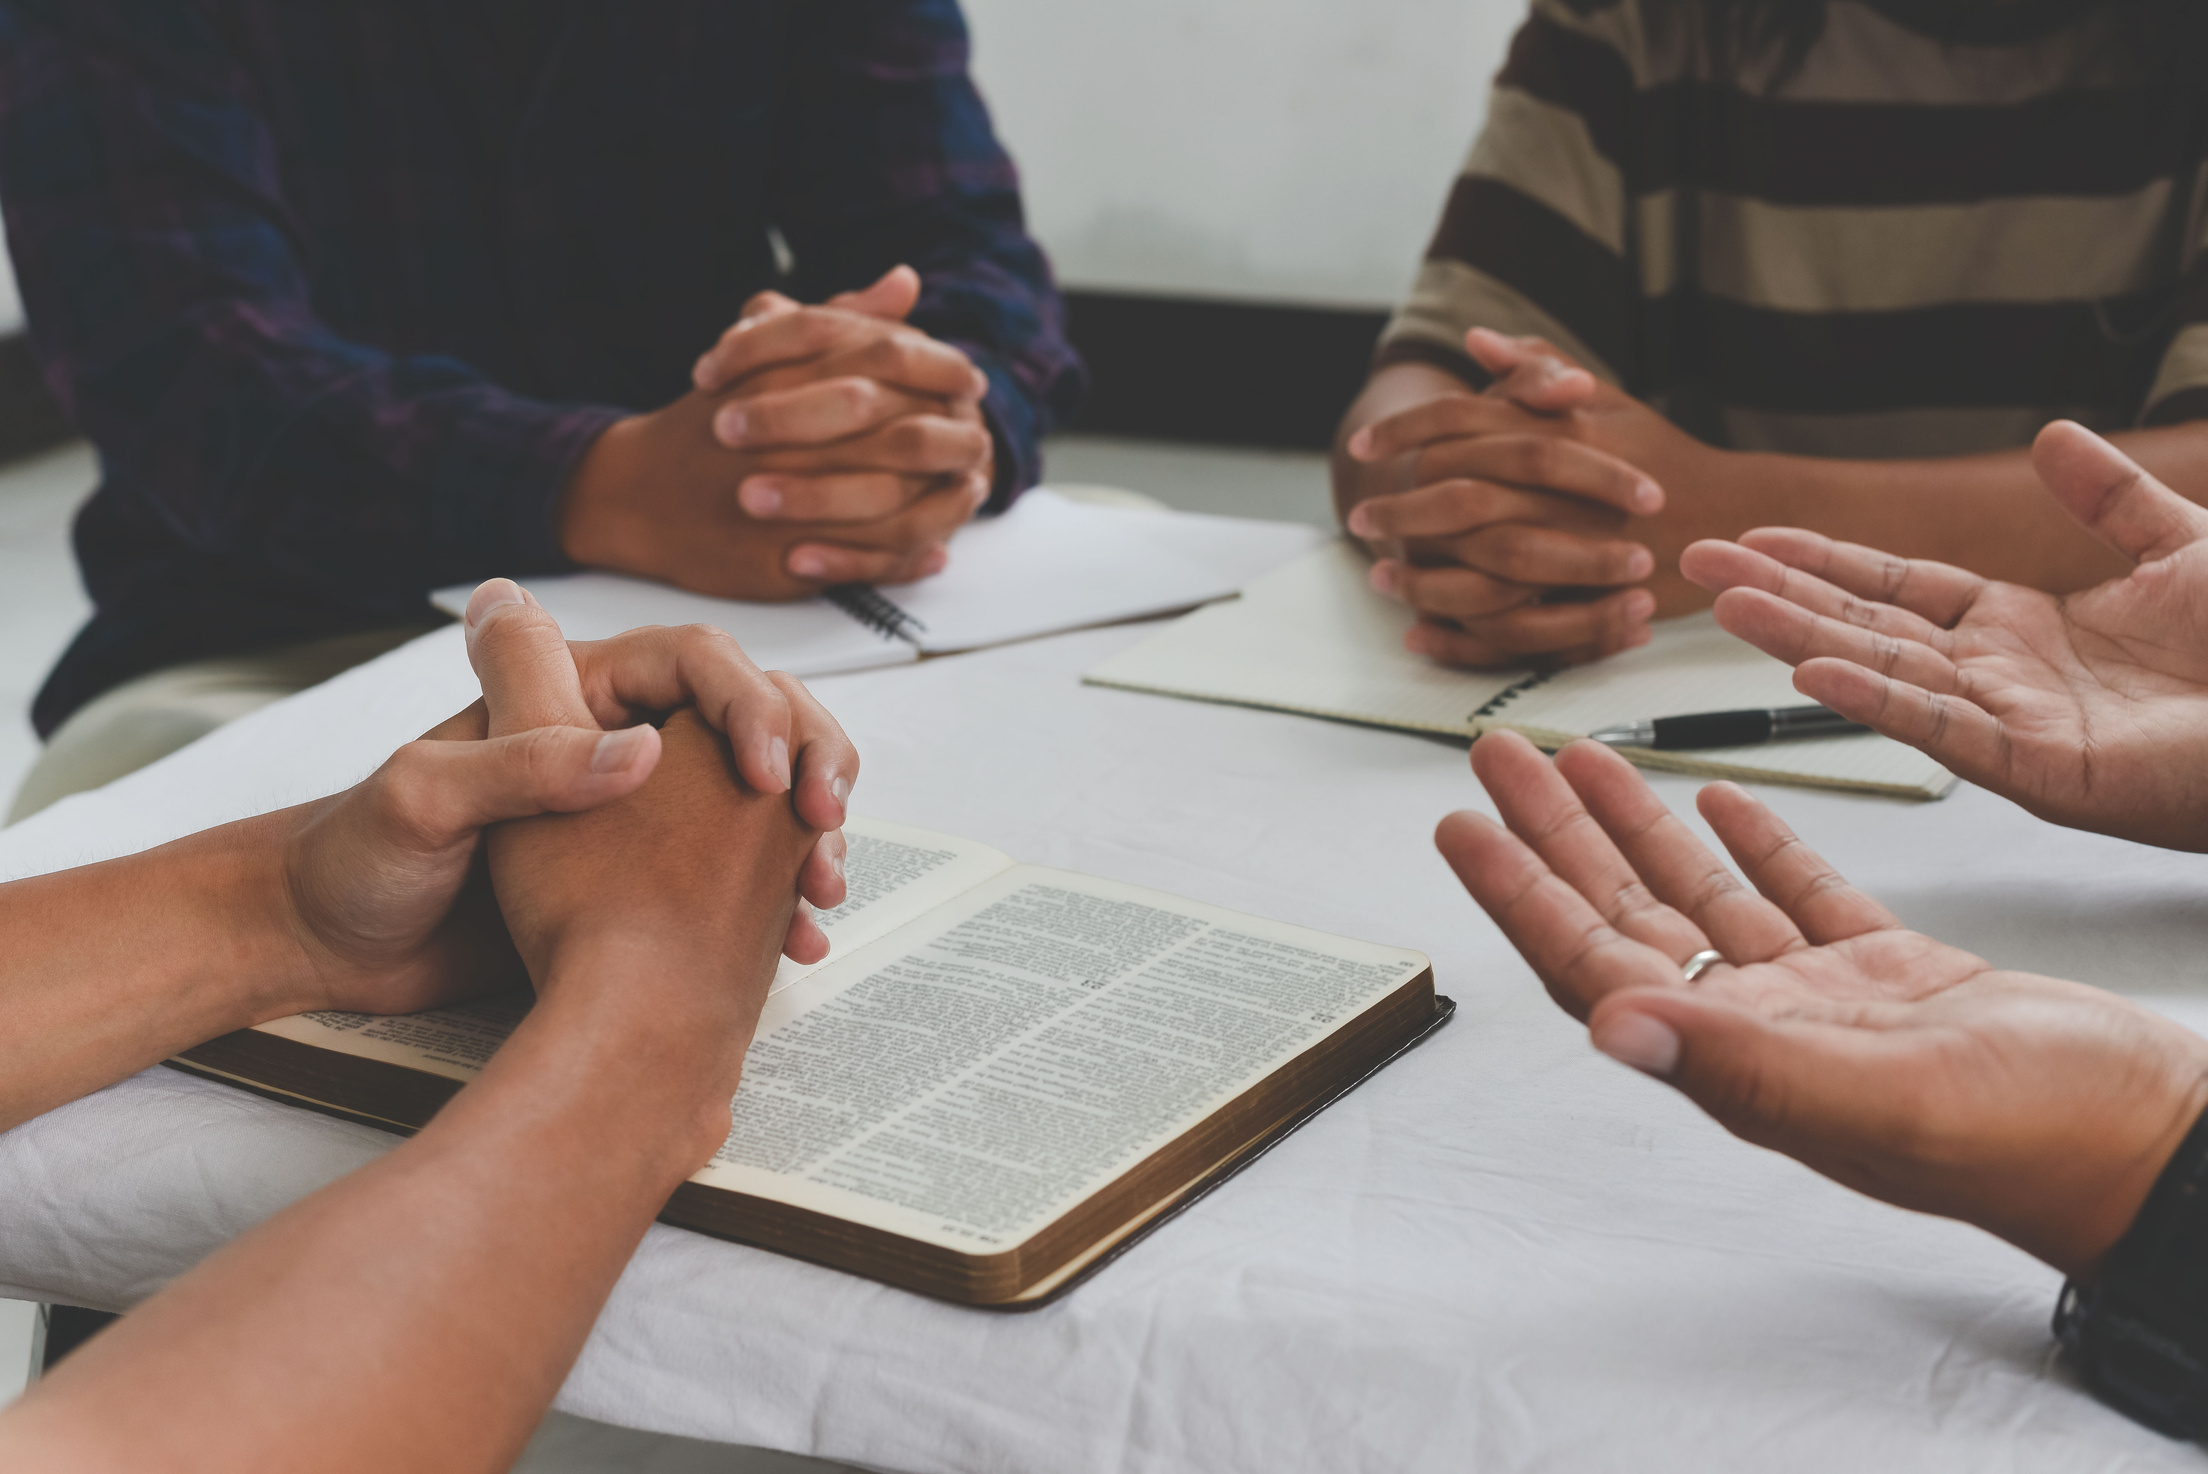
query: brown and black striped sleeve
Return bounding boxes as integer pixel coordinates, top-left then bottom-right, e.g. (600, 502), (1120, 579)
(1377, 0), (1640, 390)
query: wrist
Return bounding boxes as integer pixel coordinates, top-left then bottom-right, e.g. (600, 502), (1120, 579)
(526, 932), (761, 1158)
(558, 413), (653, 572)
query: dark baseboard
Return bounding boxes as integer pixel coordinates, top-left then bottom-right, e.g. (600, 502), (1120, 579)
(1062, 290), (1386, 452)
(0, 290), (1391, 467)
(0, 333), (74, 465)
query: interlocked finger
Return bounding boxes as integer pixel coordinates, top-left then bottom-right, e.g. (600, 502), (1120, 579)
(1354, 478), (1627, 541)
(1408, 587), (1653, 666)
(716, 376), (945, 450)
(566, 623), (794, 794)
(1415, 434), (1658, 516)
(1372, 560), (1536, 620)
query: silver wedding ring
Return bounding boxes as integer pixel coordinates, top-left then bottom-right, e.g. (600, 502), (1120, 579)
(1680, 949), (1725, 984)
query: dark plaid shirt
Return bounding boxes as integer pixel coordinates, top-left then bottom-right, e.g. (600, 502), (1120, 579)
(0, 0), (1084, 735)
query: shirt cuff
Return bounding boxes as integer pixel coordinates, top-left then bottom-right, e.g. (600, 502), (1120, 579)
(423, 395), (629, 583)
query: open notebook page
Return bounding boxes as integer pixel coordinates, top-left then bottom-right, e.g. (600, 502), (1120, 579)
(1083, 539), (1519, 735)
(888, 492), (1325, 653)
(430, 490), (1323, 669)
(1086, 542), (1954, 799)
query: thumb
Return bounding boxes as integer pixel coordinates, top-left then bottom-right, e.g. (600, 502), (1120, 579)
(2032, 419), (2208, 565)
(463, 579), (594, 736)
(828, 263), (921, 321)
(381, 722), (664, 847)
(1466, 327), (1595, 413)
(1589, 988), (1912, 1156)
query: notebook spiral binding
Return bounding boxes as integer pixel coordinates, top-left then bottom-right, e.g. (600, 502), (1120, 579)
(824, 583), (928, 643)
(1469, 669), (1556, 721)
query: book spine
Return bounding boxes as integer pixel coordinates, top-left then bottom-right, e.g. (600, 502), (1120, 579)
(825, 584), (927, 643)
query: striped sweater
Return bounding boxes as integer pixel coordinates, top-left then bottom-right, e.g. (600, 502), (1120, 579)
(1378, 0), (2208, 459)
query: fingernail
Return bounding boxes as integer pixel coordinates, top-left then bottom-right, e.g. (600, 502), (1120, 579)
(769, 736), (791, 790)
(1403, 627), (1429, 656)
(921, 544), (949, 576)
(788, 549), (828, 578)
(465, 578), (524, 629)
(969, 369), (990, 398)
(1625, 546), (1654, 580)
(591, 725), (652, 773)
(691, 354), (713, 388)
(1368, 560), (1398, 595)
(1594, 1012), (1679, 1077)
(1347, 503), (1375, 537)
(1634, 480), (1663, 514)
(831, 774), (851, 805)
(1627, 590), (1657, 621)
(716, 407), (748, 445)
(740, 477), (785, 517)
(1628, 624), (1652, 649)
(1348, 427), (1375, 460)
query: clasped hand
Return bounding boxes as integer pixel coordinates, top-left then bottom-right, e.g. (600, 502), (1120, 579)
(1344, 328), (1719, 667)
(279, 580), (855, 1019)
(562, 264), (994, 600)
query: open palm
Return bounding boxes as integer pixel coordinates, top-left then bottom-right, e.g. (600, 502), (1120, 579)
(1680, 420), (2208, 850)
(1436, 732), (2208, 1278)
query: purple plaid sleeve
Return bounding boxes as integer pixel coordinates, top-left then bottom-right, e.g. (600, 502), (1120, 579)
(771, 0), (1085, 509)
(0, 3), (618, 604)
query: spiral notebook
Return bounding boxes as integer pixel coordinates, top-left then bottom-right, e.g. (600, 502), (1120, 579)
(431, 490), (1325, 679)
(1082, 542), (1957, 800)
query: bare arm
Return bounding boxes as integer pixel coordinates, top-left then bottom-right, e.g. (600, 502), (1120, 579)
(0, 591), (857, 1135)
(0, 606), (834, 1473)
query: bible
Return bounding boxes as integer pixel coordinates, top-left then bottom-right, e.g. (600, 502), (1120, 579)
(170, 818), (1447, 1307)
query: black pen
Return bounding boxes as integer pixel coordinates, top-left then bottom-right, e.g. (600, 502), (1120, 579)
(1588, 704), (1867, 750)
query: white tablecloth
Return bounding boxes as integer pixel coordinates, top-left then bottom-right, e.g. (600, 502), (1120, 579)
(4, 616), (2207, 1472)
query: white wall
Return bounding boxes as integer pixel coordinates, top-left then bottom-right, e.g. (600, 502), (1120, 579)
(962, 0), (1525, 310)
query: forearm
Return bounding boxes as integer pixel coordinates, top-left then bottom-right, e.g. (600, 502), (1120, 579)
(0, 811), (315, 1131)
(0, 940), (740, 1474)
(1700, 423), (2208, 595)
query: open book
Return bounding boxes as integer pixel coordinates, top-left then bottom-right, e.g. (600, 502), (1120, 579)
(170, 818), (1446, 1307)
(1084, 542), (1956, 799)
(431, 490), (1325, 679)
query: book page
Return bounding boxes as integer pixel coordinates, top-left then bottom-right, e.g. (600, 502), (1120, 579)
(1083, 540), (1522, 736)
(694, 865), (1430, 1254)
(770, 817), (1016, 995)
(1489, 613), (1957, 798)
(250, 817), (1017, 1077)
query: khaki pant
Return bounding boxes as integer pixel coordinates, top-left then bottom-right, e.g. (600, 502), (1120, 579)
(7, 624), (441, 824)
